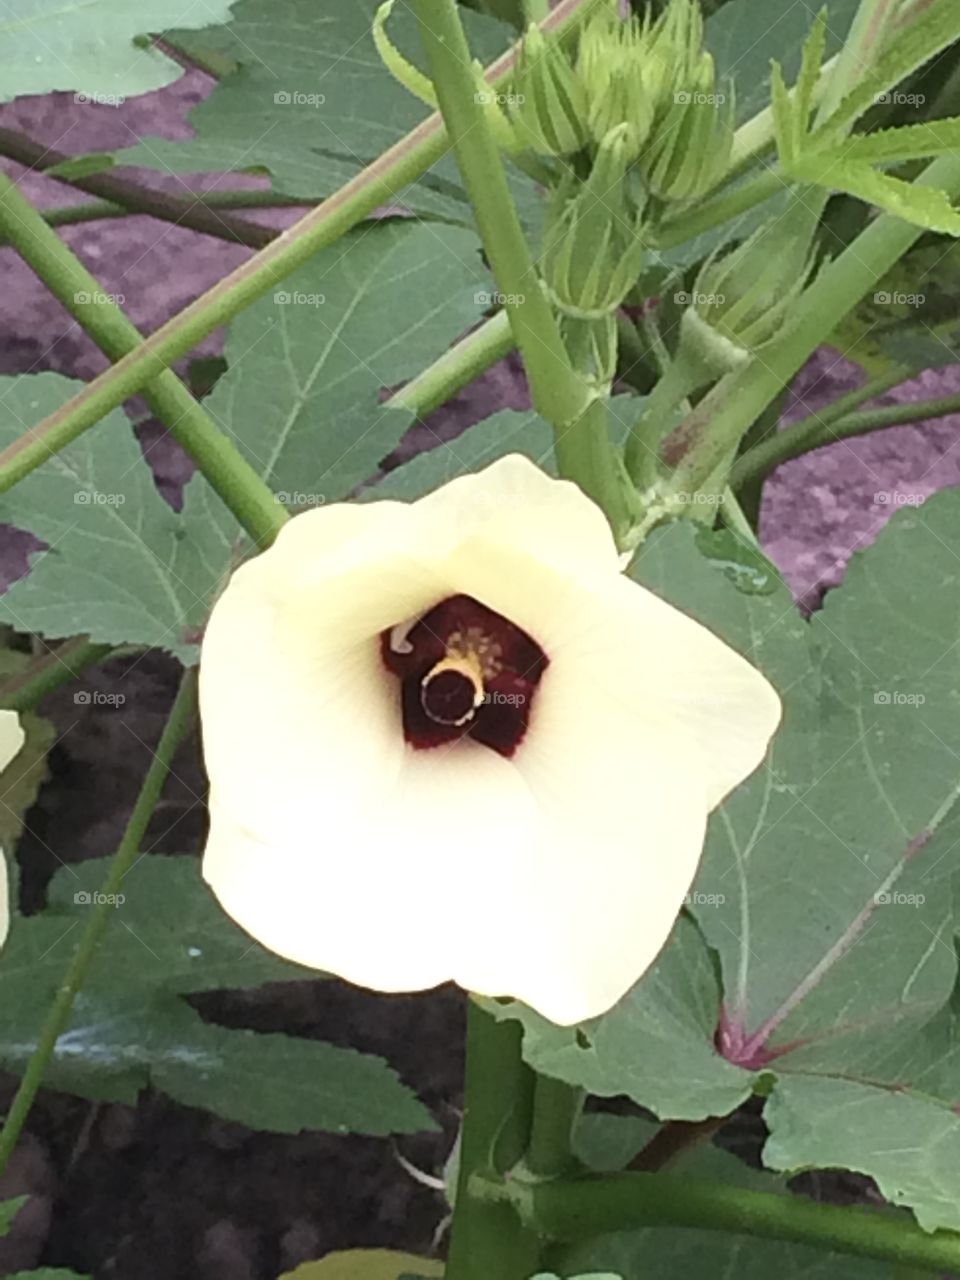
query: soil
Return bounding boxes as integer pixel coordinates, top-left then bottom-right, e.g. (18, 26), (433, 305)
(1, 70), (959, 1280)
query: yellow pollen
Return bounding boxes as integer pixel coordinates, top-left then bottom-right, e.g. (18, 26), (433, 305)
(446, 627), (503, 679)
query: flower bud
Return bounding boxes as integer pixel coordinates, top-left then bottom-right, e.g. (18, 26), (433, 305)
(680, 217), (818, 364)
(640, 53), (735, 203)
(540, 125), (646, 318)
(577, 12), (654, 161)
(509, 23), (588, 158)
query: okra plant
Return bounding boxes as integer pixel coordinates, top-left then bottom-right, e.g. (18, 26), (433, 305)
(2, 0), (960, 1277)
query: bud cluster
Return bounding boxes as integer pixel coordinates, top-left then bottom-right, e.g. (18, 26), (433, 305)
(506, 0), (736, 330)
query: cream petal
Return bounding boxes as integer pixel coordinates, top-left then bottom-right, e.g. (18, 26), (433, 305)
(0, 710), (24, 776)
(204, 735), (542, 992)
(498, 686), (710, 1025)
(443, 537), (780, 810)
(414, 453), (621, 577)
(200, 502), (457, 833)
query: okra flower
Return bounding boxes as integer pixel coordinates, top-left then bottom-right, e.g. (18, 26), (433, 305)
(200, 457), (779, 1026)
(0, 710), (25, 945)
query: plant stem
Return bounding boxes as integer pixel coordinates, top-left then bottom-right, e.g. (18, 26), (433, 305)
(0, 668), (196, 1174)
(0, 127), (275, 248)
(653, 169), (786, 251)
(0, 173), (286, 549)
(445, 1001), (540, 1280)
(732, 382), (960, 487)
(384, 312), (514, 417)
(409, 0), (629, 530)
(662, 153), (960, 495)
(0, 637), (114, 712)
(493, 1170), (960, 1274)
(526, 1077), (583, 1177)
(30, 190), (306, 240)
(0, 0), (596, 500)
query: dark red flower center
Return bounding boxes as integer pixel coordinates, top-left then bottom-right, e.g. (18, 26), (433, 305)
(381, 594), (548, 758)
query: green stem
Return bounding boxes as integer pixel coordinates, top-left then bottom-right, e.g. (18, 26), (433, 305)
(0, 669), (196, 1174)
(32, 190), (306, 239)
(0, 0), (596, 501)
(445, 1001), (540, 1280)
(732, 381), (960, 488)
(384, 312), (513, 417)
(653, 170), (787, 251)
(0, 127), (275, 249)
(409, 0), (629, 530)
(663, 153), (960, 495)
(492, 1171), (960, 1274)
(0, 173), (286, 549)
(0, 637), (115, 712)
(526, 1077), (583, 1177)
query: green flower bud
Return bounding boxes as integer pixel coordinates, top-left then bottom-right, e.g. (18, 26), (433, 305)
(510, 24), (588, 158)
(680, 217), (818, 364)
(649, 0), (704, 92)
(560, 313), (619, 393)
(577, 12), (655, 161)
(639, 54), (735, 203)
(541, 124), (646, 319)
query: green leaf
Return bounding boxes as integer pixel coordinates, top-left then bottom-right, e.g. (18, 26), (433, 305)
(0, 222), (489, 659)
(106, 0), (538, 226)
(368, 396), (643, 503)
(787, 153), (960, 235)
(815, 0), (960, 146)
(204, 220), (488, 501)
(704, 0), (859, 125)
(572, 1113), (658, 1173)
(764, 1076), (960, 1234)
(0, 373), (234, 662)
(279, 1253), (443, 1279)
(770, 60), (796, 165)
(828, 238), (960, 376)
(0, 0), (236, 103)
(484, 916), (756, 1122)
(555, 1145), (893, 1279)
(795, 8), (828, 143)
(368, 409), (555, 502)
(841, 118), (960, 164)
(44, 855), (311, 996)
(0, 1196), (27, 1236)
(0, 858), (433, 1136)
